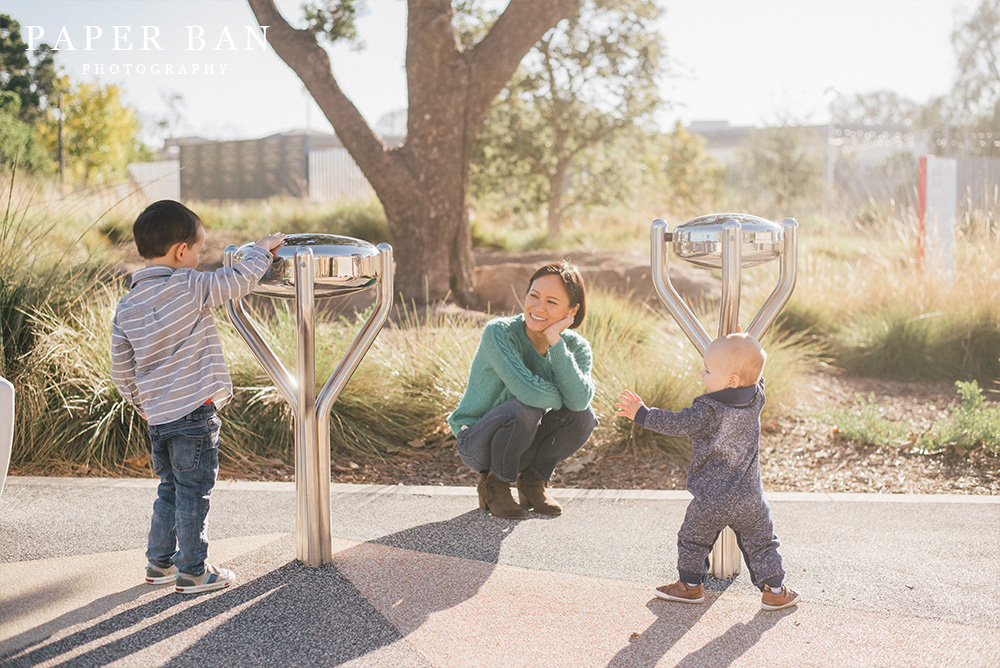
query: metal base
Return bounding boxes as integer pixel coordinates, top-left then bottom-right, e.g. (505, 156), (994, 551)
(709, 526), (742, 578)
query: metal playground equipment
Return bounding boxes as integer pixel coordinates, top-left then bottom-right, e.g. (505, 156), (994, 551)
(650, 214), (798, 578)
(225, 234), (394, 567)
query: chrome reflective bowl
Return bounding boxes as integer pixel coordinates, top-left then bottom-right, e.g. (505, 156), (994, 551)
(671, 214), (783, 268)
(232, 233), (381, 299)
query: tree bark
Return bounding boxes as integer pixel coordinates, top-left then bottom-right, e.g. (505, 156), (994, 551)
(247, 0), (581, 305)
(547, 154), (570, 240)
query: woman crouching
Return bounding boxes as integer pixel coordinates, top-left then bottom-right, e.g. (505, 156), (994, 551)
(448, 261), (597, 518)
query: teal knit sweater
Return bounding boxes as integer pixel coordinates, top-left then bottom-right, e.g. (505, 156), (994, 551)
(448, 314), (595, 437)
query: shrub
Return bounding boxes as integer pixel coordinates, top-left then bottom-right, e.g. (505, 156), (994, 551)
(12, 287), (150, 475)
(915, 381), (1000, 454)
(833, 308), (1000, 383)
(828, 393), (913, 449)
(9, 283), (820, 473)
(829, 381), (1000, 455)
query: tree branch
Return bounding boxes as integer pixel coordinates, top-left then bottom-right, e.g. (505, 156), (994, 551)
(245, 0), (404, 194)
(466, 0), (581, 123)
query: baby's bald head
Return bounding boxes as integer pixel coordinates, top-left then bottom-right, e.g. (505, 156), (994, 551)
(705, 334), (766, 387)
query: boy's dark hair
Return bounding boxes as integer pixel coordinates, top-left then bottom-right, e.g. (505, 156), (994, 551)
(133, 200), (202, 259)
(526, 261), (587, 329)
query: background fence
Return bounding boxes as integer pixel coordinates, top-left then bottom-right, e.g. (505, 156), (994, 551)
(126, 160), (181, 202)
(127, 135), (376, 204)
(307, 148), (376, 202)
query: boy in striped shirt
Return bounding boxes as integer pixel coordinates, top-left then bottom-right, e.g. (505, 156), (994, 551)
(111, 200), (285, 593)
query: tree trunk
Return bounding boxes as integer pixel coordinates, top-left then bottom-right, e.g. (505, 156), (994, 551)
(547, 155), (571, 240)
(247, 0), (581, 305)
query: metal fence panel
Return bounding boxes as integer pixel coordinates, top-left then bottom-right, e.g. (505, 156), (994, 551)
(308, 149), (375, 202)
(127, 161), (181, 202)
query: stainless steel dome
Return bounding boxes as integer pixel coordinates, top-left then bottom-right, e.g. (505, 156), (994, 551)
(671, 214), (784, 268)
(232, 233), (381, 298)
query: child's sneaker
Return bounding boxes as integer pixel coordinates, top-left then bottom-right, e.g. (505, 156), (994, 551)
(145, 563), (179, 584)
(175, 564), (236, 594)
(654, 580), (705, 603)
(761, 584), (800, 610)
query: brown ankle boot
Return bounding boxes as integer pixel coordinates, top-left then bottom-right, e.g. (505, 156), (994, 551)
(482, 472), (527, 519)
(476, 472), (489, 510)
(516, 469), (562, 516)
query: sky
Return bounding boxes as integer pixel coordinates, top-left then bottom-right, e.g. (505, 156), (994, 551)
(3, 0), (980, 146)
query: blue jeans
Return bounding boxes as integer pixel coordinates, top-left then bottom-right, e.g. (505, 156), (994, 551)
(146, 403), (221, 577)
(457, 399), (597, 483)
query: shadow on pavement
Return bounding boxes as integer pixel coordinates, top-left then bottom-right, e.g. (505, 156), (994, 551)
(605, 595), (719, 668)
(371, 508), (521, 562)
(335, 509), (520, 638)
(3, 582), (192, 667)
(5, 562), (402, 668)
(604, 575), (744, 668)
(163, 561), (407, 667)
(605, 577), (795, 668)
(3, 509), (519, 667)
(174, 509), (519, 665)
(0, 581), (150, 660)
(673, 607), (795, 667)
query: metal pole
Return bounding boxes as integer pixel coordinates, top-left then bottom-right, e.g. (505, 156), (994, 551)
(748, 219), (799, 340)
(718, 220), (742, 338)
(224, 241), (394, 568)
(224, 246), (297, 406)
(293, 248), (325, 567)
(314, 244), (394, 565)
(711, 219), (744, 579)
(650, 219), (711, 354)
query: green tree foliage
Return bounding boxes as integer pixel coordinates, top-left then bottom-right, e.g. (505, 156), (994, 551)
(951, 0), (1000, 156)
(471, 0), (664, 239)
(0, 14), (58, 124)
(302, 0), (361, 41)
(1, 14), (57, 172)
(0, 92), (52, 172)
(739, 123), (822, 212)
(37, 82), (145, 185)
(652, 121), (720, 216)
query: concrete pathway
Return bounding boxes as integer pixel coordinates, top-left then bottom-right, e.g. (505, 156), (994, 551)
(1, 477), (998, 667)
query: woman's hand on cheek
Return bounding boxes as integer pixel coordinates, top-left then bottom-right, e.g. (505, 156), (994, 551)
(544, 313), (576, 346)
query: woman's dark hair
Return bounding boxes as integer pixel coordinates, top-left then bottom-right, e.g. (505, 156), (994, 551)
(132, 199), (202, 259)
(526, 261), (587, 329)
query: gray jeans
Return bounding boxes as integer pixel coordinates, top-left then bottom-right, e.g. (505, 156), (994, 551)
(456, 398), (597, 483)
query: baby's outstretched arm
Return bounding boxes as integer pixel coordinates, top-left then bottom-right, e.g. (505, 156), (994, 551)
(614, 389), (646, 421)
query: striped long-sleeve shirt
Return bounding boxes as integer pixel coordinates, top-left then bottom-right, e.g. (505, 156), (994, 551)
(110, 245), (272, 426)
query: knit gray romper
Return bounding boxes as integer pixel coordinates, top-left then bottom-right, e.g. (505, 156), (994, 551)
(634, 381), (785, 589)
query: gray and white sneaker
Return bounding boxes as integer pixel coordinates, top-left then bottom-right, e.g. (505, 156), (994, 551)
(145, 563), (179, 584)
(175, 564), (236, 594)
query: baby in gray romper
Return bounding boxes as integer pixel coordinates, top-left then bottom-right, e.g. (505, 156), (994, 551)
(615, 333), (800, 611)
